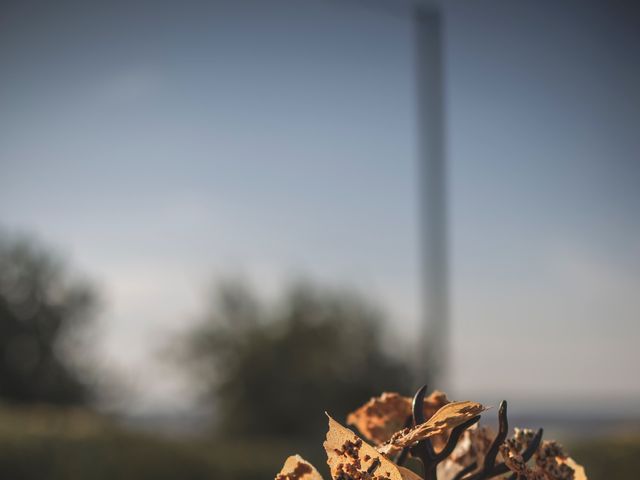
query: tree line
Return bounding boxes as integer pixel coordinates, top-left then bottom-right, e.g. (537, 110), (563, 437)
(0, 233), (415, 439)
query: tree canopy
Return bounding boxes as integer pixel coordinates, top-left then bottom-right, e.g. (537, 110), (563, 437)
(180, 280), (413, 438)
(0, 234), (97, 405)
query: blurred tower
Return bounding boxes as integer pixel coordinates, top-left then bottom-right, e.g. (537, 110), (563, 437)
(413, 6), (448, 389)
(335, 0), (449, 388)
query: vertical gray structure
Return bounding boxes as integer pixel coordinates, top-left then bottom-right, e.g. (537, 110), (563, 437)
(329, 0), (449, 387)
(413, 6), (448, 388)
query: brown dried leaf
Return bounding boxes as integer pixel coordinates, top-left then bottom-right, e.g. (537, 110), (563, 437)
(276, 455), (324, 480)
(347, 391), (449, 445)
(500, 436), (587, 480)
(324, 415), (421, 480)
(377, 401), (486, 456)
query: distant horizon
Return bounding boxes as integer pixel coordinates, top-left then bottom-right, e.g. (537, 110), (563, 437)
(115, 392), (640, 444)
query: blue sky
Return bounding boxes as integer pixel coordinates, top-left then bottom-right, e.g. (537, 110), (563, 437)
(1, 0), (639, 414)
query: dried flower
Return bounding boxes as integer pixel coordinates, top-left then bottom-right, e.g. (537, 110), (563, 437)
(274, 387), (587, 480)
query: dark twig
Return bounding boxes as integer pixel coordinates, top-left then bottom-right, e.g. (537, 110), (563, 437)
(437, 416), (481, 460)
(395, 445), (411, 467)
(408, 385), (480, 480)
(412, 384), (429, 424)
(483, 401), (509, 471)
(394, 386), (544, 480)
(452, 462), (477, 480)
(521, 428), (544, 462)
(461, 403), (543, 480)
(411, 385), (437, 479)
(461, 401), (508, 480)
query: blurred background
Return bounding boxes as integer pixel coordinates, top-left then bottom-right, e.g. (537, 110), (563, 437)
(1, 0), (639, 478)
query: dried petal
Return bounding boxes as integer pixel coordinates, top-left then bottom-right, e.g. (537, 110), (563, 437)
(534, 441), (576, 480)
(559, 457), (587, 480)
(324, 415), (421, 480)
(347, 391), (449, 445)
(377, 401), (486, 456)
(276, 455), (324, 480)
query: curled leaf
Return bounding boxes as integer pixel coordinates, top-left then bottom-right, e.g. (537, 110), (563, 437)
(324, 414), (421, 480)
(275, 455), (324, 480)
(347, 391), (449, 445)
(377, 401), (486, 456)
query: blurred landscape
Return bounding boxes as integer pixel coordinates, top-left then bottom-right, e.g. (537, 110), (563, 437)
(1, 0), (639, 478)
(0, 395), (639, 480)
(0, 232), (638, 479)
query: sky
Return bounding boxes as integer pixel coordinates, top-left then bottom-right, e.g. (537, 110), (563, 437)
(1, 0), (639, 414)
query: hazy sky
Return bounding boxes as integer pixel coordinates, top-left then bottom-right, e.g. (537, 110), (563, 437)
(1, 0), (639, 414)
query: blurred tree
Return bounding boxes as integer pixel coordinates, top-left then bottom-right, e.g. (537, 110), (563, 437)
(180, 280), (413, 438)
(0, 234), (97, 405)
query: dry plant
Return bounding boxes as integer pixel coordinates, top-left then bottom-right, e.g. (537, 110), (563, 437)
(275, 385), (587, 480)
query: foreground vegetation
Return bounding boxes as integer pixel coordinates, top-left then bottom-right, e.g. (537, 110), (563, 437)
(0, 406), (637, 480)
(570, 436), (640, 480)
(0, 406), (297, 480)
